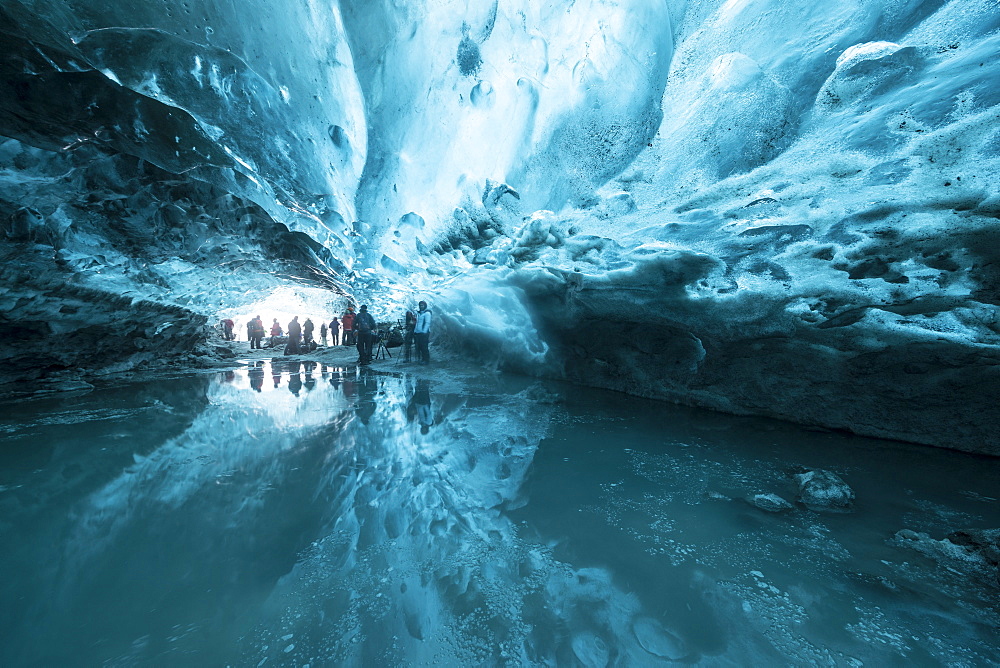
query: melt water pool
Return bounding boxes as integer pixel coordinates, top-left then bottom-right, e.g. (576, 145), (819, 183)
(0, 362), (996, 666)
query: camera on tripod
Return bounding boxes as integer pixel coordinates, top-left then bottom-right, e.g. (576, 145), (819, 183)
(372, 324), (404, 360)
(372, 327), (389, 360)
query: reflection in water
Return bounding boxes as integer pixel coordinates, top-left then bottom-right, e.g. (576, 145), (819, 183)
(304, 360), (316, 393)
(248, 361), (265, 392)
(409, 378), (435, 434)
(0, 363), (997, 666)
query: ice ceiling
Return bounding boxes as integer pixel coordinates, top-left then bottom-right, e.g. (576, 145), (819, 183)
(1, 0), (998, 452)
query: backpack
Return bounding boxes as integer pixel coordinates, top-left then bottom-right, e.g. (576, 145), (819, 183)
(386, 328), (404, 347)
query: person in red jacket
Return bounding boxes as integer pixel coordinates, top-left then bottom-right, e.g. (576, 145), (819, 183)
(247, 316), (265, 349)
(270, 318), (283, 347)
(341, 307), (356, 346)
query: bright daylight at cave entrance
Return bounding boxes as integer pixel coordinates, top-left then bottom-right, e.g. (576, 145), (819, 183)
(1, 0), (999, 665)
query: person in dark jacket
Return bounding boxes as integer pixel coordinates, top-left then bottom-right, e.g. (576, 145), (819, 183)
(354, 304), (377, 364)
(330, 317), (341, 346)
(303, 318), (315, 348)
(403, 310), (416, 362)
(286, 316), (302, 355)
(248, 315), (265, 349)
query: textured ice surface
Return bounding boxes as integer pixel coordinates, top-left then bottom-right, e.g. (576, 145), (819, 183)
(391, 1), (1000, 451)
(0, 369), (997, 665)
(1, 0), (999, 448)
(341, 0), (673, 259)
(2, 0), (365, 249)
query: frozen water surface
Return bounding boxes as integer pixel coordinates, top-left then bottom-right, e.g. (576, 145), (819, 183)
(0, 364), (996, 666)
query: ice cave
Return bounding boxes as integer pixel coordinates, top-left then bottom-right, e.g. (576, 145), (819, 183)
(1, 0), (999, 665)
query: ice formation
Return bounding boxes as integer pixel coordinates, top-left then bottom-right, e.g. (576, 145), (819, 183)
(1, 0), (999, 452)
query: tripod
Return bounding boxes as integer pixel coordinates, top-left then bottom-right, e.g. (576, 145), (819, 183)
(374, 331), (392, 360)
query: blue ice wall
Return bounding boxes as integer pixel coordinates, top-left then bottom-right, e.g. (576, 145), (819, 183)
(1, 0), (998, 450)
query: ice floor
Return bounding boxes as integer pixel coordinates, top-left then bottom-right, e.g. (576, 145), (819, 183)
(0, 363), (997, 666)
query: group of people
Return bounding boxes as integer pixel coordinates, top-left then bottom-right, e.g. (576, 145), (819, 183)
(348, 301), (432, 366)
(246, 316), (267, 349)
(219, 300), (433, 365)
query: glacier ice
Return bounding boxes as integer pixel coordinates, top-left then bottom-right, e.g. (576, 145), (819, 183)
(1, 0), (999, 451)
(4, 3), (1000, 665)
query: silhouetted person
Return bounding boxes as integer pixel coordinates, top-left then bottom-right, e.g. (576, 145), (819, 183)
(222, 318), (235, 341)
(320, 321), (328, 346)
(286, 316), (301, 355)
(303, 317), (315, 348)
(414, 301), (432, 365)
(403, 310), (416, 362)
(247, 315), (265, 349)
(355, 304), (377, 364)
(330, 317), (340, 345)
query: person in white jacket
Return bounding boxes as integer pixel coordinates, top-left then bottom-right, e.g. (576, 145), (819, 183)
(414, 301), (432, 365)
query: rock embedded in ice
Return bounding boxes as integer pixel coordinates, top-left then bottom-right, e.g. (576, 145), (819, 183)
(945, 529), (1000, 586)
(793, 469), (855, 512)
(747, 493), (795, 513)
(892, 528), (1000, 587)
(947, 529), (1000, 562)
